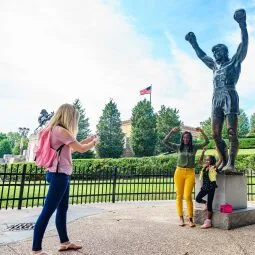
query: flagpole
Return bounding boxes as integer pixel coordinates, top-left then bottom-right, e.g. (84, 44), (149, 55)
(150, 84), (152, 106)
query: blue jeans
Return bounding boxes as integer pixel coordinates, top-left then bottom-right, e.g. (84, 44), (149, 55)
(32, 172), (70, 251)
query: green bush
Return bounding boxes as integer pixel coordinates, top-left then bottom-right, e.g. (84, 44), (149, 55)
(72, 156), (178, 175)
(205, 138), (255, 149)
(246, 133), (255, 138)
(2, 154), (255, 182)
(73, 154), (255, 173)
(239, 138), (255, 148)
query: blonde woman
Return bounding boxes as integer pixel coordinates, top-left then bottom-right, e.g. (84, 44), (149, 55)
(32, 104), (98, 255)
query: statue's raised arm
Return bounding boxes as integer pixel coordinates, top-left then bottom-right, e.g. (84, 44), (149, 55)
(232, 9), (248, 63)
(185, 32), (215, 70)
(183, 9), (249, 173)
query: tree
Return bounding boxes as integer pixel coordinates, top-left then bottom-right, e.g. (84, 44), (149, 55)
(250, 113), (255, 133)
(0, 133), (7, 142)
(12, 143), (21, 155)
(96, 99), (124, 158)
(6, 131), (29, 155)
(156, 105), (181, 154)
(238, 109), (249, 137)
(7, 132), (21, 148)
(200, 117), (229, 139)
(200, 117), (212, 139)
(0, 139), (12, 158)
(200, 109), (249, 140)
(130, 99), (157, 157)
(72, 99), (94, 158)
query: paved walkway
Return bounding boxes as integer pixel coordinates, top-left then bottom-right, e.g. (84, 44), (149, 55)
(1, 201), (255, 255)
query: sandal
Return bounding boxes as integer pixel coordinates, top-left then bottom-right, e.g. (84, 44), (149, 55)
(178, 221), (186, 227)
(189, 221), (196, 228)
(31, 251), (50, 255)
(178, 216), (186, 227)
(58, 242), (82, 252)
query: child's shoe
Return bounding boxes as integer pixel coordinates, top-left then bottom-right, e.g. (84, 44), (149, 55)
(201, 219), (211, 229)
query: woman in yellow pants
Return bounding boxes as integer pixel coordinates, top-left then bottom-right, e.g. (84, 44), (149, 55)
(163, 127), (209, 227)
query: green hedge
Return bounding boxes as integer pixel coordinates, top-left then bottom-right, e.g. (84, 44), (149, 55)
(1, 154), (255, 179)
(74, 154), (255, 172)
(206, 138), (255, 149)
(246, 133), (255, 138)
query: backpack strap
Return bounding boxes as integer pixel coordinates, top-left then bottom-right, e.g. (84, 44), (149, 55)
(56, 144), (65, 173)
(53, 126), (67, 173)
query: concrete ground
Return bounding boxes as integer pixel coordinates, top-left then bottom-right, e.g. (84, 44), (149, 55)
(1, 201), (255, 255)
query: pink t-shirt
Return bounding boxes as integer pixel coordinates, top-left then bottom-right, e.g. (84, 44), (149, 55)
(47, 126), (76, 175)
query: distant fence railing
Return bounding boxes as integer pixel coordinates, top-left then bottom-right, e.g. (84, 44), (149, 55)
(0, 164), (176, 209)
(0, 164), (255, 209)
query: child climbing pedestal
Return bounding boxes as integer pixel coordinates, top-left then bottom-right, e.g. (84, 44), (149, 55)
(194, 172), (255, 229)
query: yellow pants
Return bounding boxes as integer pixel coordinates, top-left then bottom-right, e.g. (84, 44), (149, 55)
(174, 167), (195, 218)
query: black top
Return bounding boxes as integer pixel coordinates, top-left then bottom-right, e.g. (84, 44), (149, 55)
(201, 168), (217, 191)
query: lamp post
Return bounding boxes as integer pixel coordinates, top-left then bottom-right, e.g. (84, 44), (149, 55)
(18, 127), (30, 155)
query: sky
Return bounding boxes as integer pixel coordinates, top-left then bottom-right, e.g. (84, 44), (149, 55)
(0, 0), (255, 135)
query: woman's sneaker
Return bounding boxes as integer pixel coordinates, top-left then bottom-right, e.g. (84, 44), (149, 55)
(201, 219), (211, 229)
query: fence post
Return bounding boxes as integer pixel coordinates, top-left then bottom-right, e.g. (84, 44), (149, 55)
(112, 167), (117, 203)
(18, 164), (27, 210)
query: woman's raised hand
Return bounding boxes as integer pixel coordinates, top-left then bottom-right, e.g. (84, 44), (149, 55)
(195, 127), (204, 133)
(171, 127), (179, 133)
(93, 136), (99, 146)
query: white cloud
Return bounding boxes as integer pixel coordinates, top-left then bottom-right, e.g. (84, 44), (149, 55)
(165, 37), (213, 126)
(224, 2), (255, 109)
(0, 0), (188, 134)
(0, 0), (156, 133)
(0, 0), (254, 137)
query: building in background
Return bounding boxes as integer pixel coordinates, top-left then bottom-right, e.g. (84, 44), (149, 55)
(120, 122), (201, 158)
(180, 124), (199, 140)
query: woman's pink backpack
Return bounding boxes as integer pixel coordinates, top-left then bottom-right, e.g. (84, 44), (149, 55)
(34, 129), (64, 169)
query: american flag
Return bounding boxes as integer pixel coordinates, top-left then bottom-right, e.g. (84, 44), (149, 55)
(140, 85), (152, 95)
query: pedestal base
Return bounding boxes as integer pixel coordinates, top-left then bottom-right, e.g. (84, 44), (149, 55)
(194, 208), (255, 230)
(195, 172), (247, 211)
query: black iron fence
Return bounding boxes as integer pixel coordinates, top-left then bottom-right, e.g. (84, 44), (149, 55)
(0, 164), (176, 209)
(0, 164), (255, 210)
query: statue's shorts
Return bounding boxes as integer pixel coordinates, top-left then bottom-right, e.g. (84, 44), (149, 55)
(212, 88), (239, 121)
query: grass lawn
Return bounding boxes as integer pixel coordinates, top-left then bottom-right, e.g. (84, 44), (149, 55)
(1, 176), (255, 209)
(162, 149), (255, 157)
(196, 148), (255, 156)
(1, 148), (255, 209)
(0, 178), (177, 209)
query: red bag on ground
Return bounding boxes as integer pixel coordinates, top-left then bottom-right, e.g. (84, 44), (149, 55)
(220, 203), (233, 213)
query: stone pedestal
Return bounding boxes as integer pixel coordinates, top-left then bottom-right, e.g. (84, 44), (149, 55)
(194, 172), (255, 229)
(195, 207), (255, 230)
(195, 172), (247, 211)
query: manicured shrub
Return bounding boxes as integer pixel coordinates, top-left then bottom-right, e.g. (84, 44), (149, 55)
(2, 154), (255, 181)
(205, 138), (255, 149)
